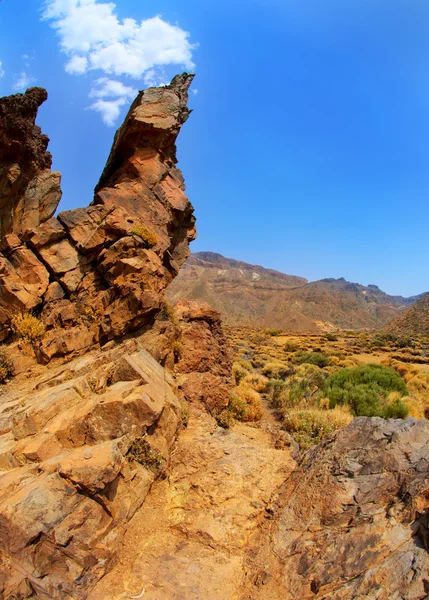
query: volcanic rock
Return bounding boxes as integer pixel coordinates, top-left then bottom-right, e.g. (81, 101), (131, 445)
(0, 75), (196, 357)
(264, 417), (429, 599)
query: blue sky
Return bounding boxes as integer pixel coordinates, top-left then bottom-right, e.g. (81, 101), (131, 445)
(0, 0), (428, 296)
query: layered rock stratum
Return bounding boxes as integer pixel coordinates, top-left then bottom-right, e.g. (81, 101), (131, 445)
(167, 251), (422, 331)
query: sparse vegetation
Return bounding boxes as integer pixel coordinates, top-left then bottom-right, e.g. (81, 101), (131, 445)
(225, 325), (427, 448)
(11, 312), (46, 341)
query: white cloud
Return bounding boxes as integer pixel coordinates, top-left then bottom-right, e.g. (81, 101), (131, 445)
(88, 77), (137, 126)
(42, 1), (196, 124)
(42, 0), (197, 124)
(192, 89), (198, 95)
(89, 77), (137, 99)
(12, 72), (36, 92)
(0, 62), (4, 78)
(89, 97), (128, 126)
(42, 1), (196, 78)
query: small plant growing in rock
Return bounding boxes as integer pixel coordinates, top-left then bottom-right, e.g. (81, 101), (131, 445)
(0, 349), (14, 383)
(160, 301), (179, 325)
(127, 437), (163, 471)
(130, 224), (158, 247)
(172, 340), (183, 362)
(11, 312), (46, 341)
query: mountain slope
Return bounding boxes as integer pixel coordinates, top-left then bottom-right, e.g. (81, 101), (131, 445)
(385, 292), (429, 337)
(167, 252), (420, 331)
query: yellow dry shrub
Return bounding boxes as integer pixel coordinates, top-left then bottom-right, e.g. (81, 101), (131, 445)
(230, 383), (263, 422)
(232, 362), (249, 384)
(242, 372), (269, 393)
(283, 406), (353, 449)
(11, 313), (45, 341)
(403, 396), (424, 419)
(130, 224), (158, 247)
(338, 358), (358, 368)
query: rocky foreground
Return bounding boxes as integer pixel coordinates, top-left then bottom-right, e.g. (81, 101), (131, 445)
(0, 79), (428, 599)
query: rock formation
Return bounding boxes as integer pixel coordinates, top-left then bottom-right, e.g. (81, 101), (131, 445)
(0, 74), (196, 359)
(174, 299), (234, 418)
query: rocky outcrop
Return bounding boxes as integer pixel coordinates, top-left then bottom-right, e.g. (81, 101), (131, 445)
(0, 337), (182, 598)
(0, 87), (62, 239)
(174, 299), (234, 417)
(249, 417), (429, 599)
(0, 74), (196, 358)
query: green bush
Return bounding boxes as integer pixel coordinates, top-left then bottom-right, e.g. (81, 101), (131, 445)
(294, 351), (329, 368)
(324, 364), (409, 419)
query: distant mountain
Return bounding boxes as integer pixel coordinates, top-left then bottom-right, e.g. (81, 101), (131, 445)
(385, 292), (429, 337)
(167, 252), (421, 331)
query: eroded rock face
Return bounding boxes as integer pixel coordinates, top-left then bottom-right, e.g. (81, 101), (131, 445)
(0, 74), (196, 358)
(0, 337), (182, 599)
(269, 417), (429, 599)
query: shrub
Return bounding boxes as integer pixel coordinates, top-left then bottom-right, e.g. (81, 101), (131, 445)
(265, 329), (282, 336)
(324, 364), (409, 418)
(130, 224), (158, 247)
(0, 349), (14, 383)
(159, 301), (178, 325)
(127, 438), (163, 470)
(232, 362), (249, 384)
(11, 313), (46, 341)
(284, 340), (299, 353)
(294, 351), (329, 368)
(267, 379), (288, 408)
(242, 372), (269, 393)
(262, 360), (295, 380)
(325, 333), (338, 342)
(229, 384), (263, 422)
(283, 406), (353, 449)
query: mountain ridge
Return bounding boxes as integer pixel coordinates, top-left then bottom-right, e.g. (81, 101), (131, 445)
(167, 251), (424, 331)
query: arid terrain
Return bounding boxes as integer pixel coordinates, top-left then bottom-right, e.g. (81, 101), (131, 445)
(167, 251), (423, 332)
(1, 78), (429, 600)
